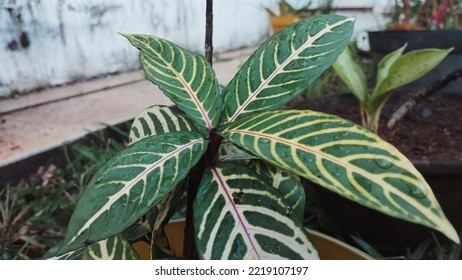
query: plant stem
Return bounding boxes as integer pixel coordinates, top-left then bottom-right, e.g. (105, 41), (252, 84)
(205, 0), (214, 66)
(183, 132), (222, 259)
(183, 0), (215, 259)
(387, 67), (462, 129)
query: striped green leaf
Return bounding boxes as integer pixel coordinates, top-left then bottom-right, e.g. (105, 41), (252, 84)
(129, 105), (196, 144)
(58, 132), (207, 254)
(247, 160), (305, 219)
(221, 110), (459, 243)
(221, 15), (354, 124)
(194, 163), (318, 260)
(123, 34), (222, 131)
(43, 242), (84, 260)
(82, 235), (139, 260)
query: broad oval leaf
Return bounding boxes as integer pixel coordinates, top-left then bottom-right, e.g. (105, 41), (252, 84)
(194, 163), (318, 260)
(123, 34), (222, 131)
(332, 46), (368, 104)
(372, 44), (406, 99)
(247, 160), (305, 219)
(58, 132), (207, 254)
(221, 110), (459, 243)
(371, 47), (452, 111)
(221, 14), (354, 124)
(129, 105), (196, 144)
(82, 234), (139, 260)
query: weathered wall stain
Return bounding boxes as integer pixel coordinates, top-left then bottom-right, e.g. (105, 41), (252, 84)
(5, 6), (30, 50)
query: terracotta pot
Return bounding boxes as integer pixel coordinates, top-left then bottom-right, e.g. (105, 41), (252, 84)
(270, 15), (301, 33)
(132, 220), (372, 260)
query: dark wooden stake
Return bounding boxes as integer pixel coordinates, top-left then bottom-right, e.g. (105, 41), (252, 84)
(205, 0), (214, 66)
(387, 67), (462, 129)
(183, 0), (215, 260)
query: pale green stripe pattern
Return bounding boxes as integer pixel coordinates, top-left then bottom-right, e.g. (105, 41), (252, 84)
(44, 242), (84, 260)
(194, 163), (318, 260)
(82, 235), (139, 260)
(129, 105), (196, 144)
(247, 160), (305, 219)
(123, 34), (222, 131)
(221, 110), (458, 242)
(58, 132), (207, 254)
(221, 15), (354, 124)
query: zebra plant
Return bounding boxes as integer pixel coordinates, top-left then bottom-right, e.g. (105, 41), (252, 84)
(46, 14), (459, 260)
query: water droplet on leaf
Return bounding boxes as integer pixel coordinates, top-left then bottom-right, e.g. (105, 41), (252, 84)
(374, 159), (393, 169)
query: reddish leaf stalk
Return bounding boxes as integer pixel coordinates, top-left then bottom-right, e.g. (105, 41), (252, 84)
(183, 0), (216, 259)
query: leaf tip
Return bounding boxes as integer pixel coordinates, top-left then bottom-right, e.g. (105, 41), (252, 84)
(443, 223), (460, 244)
(118, 32), (131, 38)
(346, 16), (356, 23)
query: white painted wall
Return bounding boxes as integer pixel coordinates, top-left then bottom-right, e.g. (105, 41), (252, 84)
(0, 0), (276, 97)
(0, 0), (391, 97)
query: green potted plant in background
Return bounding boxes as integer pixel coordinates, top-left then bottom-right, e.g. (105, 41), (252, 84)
(43, 12), (459, 260)
(333, 44), (452, 133)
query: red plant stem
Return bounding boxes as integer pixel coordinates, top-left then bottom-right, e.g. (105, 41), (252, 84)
(404, 0), (410, 24)
(183, 0), (216, 259)
(436, 0), (450, 29)
(183, 131), (222, 259)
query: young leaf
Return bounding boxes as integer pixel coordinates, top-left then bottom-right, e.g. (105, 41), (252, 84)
(218, 141), (259, 162)
(371, 48), (452, 111)
(194, 163), (318, 260)
(371, 44), (407, 100)
(82, 235), (139, 260)
(57, 132), (207, 254)
(221, 14), (355, 124)
(129, 105), (196, 144)
(246, 160), (305, 219)
(221, 110), (459, 243)
(122, 34), (223, 131)
(332, 46), (368, 104)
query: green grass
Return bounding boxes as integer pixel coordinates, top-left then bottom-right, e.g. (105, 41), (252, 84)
(0, 123), (129, 259)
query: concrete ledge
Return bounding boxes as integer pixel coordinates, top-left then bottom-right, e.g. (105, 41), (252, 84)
(0, 47), (253, 173)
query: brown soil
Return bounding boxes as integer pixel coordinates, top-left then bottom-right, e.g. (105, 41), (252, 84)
(285, 91), (462, 162)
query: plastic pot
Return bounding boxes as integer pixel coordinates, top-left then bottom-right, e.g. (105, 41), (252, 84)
(132, 220), (372, 260)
